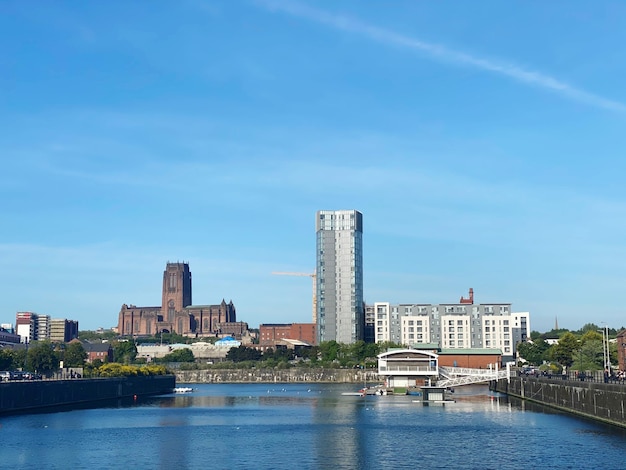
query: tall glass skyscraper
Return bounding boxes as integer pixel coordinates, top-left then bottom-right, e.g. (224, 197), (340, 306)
(316, 210), (364, 344)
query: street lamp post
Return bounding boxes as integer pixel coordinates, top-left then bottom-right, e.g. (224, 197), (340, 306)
(599, 327), (607, 374)
(605, 325), (611, 371)
(579, 347), (583, 376)
(600, 323), (610, 373)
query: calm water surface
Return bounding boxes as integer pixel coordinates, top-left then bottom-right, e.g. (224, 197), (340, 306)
(1, 383), (625, 469)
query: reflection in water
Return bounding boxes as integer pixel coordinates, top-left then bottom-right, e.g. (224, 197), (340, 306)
(2, 382), (626, 469)
(313, 395), (364, 469)
(158, 413), (190, 470)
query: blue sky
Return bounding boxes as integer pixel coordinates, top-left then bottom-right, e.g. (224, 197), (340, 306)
(2, 1), (626, 333)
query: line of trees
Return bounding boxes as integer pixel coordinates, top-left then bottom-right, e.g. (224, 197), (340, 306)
(220, 340), (403, 369)
(0, 341), (82, 376)
(0, 339), (141, 376)
(7, 320), (616, 378)
(519, 323), (621, 371)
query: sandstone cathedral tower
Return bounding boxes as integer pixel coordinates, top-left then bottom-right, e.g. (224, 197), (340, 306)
(117, 262), (242, 338)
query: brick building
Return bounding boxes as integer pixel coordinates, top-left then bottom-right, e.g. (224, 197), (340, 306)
(118, 262), (242, 338)
(437, 348), (503, 369)
(83, 341), (113, 363)
(259, 323), (317, 349)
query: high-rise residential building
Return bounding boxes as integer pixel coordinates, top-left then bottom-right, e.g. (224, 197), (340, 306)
(372, 289), (530, 364)
(36, 315), (50, 340)
(316, 210), (364, 344)
(49, 319), (79, 342)
(16, 311), (48, 343)
(14, 312), (72, 343)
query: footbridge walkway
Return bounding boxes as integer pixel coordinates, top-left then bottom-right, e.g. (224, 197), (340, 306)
(437, 366), (509, 387)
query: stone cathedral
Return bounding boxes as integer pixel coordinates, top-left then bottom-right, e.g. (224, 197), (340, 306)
(117, 262), (245, 338)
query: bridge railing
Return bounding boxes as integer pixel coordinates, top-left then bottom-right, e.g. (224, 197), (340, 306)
(440, 366), (503, 376)
(378, 365), (437, 373)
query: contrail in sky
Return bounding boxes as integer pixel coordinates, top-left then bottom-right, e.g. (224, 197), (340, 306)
(256, 0), (625, 113)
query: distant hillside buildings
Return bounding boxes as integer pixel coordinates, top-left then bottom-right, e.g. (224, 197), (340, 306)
(15, 312), (78, 343)
(117, 261), (248, 339)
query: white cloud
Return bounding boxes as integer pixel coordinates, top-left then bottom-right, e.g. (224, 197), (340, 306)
(256, 0), (626, 112)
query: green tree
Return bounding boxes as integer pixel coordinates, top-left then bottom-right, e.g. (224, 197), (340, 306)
(348, 340), (367, 364)
(157, 332), (187, 345)
(25, 341), (59, 375)
(0, 348), (15, 370)
(578, 323), (600, 335)
(113, 340), (137, 364)
(541, 329), (568, 340)
(78, 330), (117, 342)
(580, 330), (603, 345)
(548, 332), (578, 367)
(318, 341), (340, 362)
(298, 346), (319, 362)
(162, 348), (195, 363)
(8, 348), (27, 371)
(582, 339), (603, 369)
(64, 341), (88, 367)
(263, 347), (293, 362)
(574, 339), (604, 370)
(517, 338), (549, 365)
(226, 345), (262, 362)
(0, 348), (26, 370)
(377, 341), (405, 353)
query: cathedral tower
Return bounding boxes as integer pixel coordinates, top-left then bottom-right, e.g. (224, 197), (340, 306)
(162, 262), (192, 323)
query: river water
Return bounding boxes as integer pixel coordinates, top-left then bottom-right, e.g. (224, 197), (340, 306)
(1, 383), (625, 469)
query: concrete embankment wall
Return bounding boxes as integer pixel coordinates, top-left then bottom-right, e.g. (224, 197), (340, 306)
(492, 376), (626, 428)
(175, 368), (378, 384)
(0, 375), (175, 415)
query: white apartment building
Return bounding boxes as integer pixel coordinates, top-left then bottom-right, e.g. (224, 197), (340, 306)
(373, 292), (530, 363)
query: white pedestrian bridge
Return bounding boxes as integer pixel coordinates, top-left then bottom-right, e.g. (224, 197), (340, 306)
(436, 366), (510, 388)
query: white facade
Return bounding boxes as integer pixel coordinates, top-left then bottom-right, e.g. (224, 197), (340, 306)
(441, 314), (471, 349)
(374, 302), (391, 342)
(400, 315), (431, 346)
(15, 312), (51, 343)
(377, 349), (439, 388)
(16, 323), (32, 343)
(372, 299), (530, 362)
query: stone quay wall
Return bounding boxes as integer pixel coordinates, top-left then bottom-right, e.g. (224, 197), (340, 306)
(175, 368), (379, 384)
(0, 375), (175, 415)
(491, 376), (626, 428)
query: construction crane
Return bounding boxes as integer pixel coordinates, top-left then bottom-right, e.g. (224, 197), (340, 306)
(271, 271), (317, 324)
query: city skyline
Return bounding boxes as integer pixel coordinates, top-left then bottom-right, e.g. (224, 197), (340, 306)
(2, 2), (626, 333)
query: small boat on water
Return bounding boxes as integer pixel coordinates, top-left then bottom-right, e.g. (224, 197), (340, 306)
(174, 387), (194, 393)
(362, 386), (388, 396)
(341, 385), (388, 397)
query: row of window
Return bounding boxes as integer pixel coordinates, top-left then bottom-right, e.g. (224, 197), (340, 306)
(388, 305), (512, 314)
